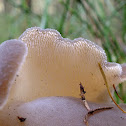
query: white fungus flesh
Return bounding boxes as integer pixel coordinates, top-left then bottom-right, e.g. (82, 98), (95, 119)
(0, 40), (28, 109)
(7, 27), (126, 103)
(0, 97), (126, 126)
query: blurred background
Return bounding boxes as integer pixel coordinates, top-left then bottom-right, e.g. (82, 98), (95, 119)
(0, 0), (126, 103)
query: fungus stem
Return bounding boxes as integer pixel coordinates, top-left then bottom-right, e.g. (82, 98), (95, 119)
(98, 63), (126, 113)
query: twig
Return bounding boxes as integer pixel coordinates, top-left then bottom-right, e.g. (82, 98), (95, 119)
(79, 82), (91, 111)
(79, 83), (113, 126)
(113, 84), (124, 102)
(98, 63), (126, 113)
(17, 116), (26, 122)
(84, 107), (113, 125)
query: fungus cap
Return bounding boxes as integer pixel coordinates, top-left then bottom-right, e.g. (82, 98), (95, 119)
(0, 97), (126, 126)
(0, 39), (28, 109)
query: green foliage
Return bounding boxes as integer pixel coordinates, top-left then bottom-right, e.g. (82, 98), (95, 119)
(0, 0), (126, 103)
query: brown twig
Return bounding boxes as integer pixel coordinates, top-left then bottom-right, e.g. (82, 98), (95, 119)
(84, 107), (113, 125)
(79, 82), (113, 126)
(98, 63), (126, 113)
(113, 84), (124, 102)
(17, 116), (26, 122)
(79, 82), (91, 111)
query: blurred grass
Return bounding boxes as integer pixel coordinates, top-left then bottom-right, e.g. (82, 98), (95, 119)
(0, 0), (126, 103)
